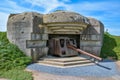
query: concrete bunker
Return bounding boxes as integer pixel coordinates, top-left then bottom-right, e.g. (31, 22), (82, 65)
(7, 11), (104, 62)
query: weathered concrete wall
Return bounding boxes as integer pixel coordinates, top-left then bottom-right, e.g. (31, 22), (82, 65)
(7, 12), (43, 57)
(43, 11), (89, 24)
(80, 18), (104, 56)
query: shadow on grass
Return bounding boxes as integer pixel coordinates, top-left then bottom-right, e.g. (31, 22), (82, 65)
(100, 33), (117, 60)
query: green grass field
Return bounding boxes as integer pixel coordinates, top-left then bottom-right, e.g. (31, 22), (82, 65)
(0, 32), (33, 80)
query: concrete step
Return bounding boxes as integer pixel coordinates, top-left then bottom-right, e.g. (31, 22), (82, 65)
(39, 60), (92, 66)
(38, 56), (94, 67)
(44, 56), (87, 62)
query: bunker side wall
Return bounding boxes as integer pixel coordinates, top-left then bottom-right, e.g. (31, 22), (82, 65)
(80, 18), (104, 56)
(7, 12), (44, 57)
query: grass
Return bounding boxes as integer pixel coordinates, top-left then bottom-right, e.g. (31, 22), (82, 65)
(101, 32), (120, 60)
(0, 69), (32, 80)
(0, 32), (33, 80)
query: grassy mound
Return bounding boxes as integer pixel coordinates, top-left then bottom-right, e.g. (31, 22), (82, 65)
(0, 32), (32, 80)
(101, 32), (120, 60)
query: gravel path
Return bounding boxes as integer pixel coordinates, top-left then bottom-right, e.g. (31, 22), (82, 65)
(27, 60), (120, 77)
(1, 60), (120, 80)
(26, 70), (120, 80)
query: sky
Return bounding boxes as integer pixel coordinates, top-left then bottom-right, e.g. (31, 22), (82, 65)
(0, 0), (120, 35)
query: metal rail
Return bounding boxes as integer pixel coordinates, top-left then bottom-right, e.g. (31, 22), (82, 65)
(67, 44), (102, 61)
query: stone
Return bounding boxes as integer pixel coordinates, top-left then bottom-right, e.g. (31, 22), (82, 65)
(26, 40), (47, 48)
(43, 11), (89, 24)
(7, 12), (43, 56)
(7, 11), (104, 60)
(31, 33), (48, 40)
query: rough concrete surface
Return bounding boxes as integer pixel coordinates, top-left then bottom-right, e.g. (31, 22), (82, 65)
(43, 11), (89, 23)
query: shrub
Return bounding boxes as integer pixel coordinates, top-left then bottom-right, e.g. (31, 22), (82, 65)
(101, 32), (120, 60)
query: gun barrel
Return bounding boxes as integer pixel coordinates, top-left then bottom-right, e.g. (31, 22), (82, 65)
(67, 44), (102, 61)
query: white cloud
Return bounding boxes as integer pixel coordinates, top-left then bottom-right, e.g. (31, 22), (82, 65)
(61, 0), (71, 2)
(105, 27), (120, 35)
(24, 0), (70, 13)
(0, 12), (9, 31)
(68, 1), (120, 12)
(0, 0), (39, 13)
(0, 0), (40, 32)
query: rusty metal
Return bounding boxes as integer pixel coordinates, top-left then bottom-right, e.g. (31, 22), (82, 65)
(49, 37), (78, 57)
(55, 39), (61, 55)
(67, 44), (102, 61)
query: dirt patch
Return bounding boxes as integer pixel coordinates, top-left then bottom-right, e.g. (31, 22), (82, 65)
(116, 61), (120, 70)
(0, 78), (8, 80)
(116, 61), (120, 67)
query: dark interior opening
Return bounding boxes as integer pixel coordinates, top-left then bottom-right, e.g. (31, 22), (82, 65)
(48, 34), (80, 56)
(62, 51), (66, 55)
(60, 39), (65, 47)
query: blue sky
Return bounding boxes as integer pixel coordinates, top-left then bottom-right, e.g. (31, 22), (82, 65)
(0, 0), (120, 35)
